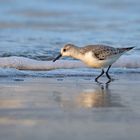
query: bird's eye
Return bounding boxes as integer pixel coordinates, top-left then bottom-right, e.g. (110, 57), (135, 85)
(63, 49), (66, 52)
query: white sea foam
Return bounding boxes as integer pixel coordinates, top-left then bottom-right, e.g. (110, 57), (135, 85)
(0, 55), (139, 70)
(0, 55), (139, 78)
(0, 56), (85, 70)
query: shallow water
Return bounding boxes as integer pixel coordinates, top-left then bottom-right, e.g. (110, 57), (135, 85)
(0, 76), (140, 140)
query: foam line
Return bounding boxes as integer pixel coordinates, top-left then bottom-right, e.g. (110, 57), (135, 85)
(0, 55), (139, 70)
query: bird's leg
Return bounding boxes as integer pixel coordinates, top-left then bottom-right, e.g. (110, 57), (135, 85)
(106, 65), (112, 80)
(95, 69), (104, 82)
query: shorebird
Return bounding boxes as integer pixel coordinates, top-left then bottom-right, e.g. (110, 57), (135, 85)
(53, 44), (134, 82)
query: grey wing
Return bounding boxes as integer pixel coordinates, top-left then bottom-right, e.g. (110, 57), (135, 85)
(80, 44), (123, 60)
(93, 45), (119, 60)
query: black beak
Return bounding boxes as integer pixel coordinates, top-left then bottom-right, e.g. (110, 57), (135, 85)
(53, 54), (62, 62)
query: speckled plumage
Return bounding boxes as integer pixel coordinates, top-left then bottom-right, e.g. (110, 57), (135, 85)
(79, 44), (133, 60)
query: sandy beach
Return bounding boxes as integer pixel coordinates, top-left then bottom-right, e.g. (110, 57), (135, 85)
(0, 73), (140, 140)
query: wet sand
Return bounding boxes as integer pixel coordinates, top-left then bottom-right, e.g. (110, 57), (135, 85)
(0, 74), (140, 140)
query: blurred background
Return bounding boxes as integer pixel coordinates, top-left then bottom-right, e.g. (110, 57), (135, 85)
(0, 0), (139, 61)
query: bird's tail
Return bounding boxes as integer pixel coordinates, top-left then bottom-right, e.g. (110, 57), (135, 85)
(123, 46), (135, 51)
(119, 46), (135, 53)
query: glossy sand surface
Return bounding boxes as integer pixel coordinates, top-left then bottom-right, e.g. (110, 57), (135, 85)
(0, 75), (140, 140)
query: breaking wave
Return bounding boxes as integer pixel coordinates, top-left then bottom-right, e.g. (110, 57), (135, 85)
(0, 55), (140, 77)
(0, 55), (139, 70)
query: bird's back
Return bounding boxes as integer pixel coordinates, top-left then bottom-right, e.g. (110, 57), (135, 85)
(80, 45), (134, 60)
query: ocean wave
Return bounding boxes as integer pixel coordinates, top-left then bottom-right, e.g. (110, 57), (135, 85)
(0, 55), (139, 78)
(0, 55), (139, 71)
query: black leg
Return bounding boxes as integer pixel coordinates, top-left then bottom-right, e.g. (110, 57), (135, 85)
(95, 69), (104, 82)
(106, 65), (112, 80)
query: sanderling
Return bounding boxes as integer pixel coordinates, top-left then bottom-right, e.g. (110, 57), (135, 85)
(53, 44), (134, 82)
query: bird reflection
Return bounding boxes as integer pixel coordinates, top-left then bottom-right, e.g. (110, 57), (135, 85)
(54, 82), (122, 109)
(76, 85), (109, 108)
(75, 82), (113, 108)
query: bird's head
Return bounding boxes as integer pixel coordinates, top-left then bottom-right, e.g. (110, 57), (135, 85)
(53, 44), (76, 62)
